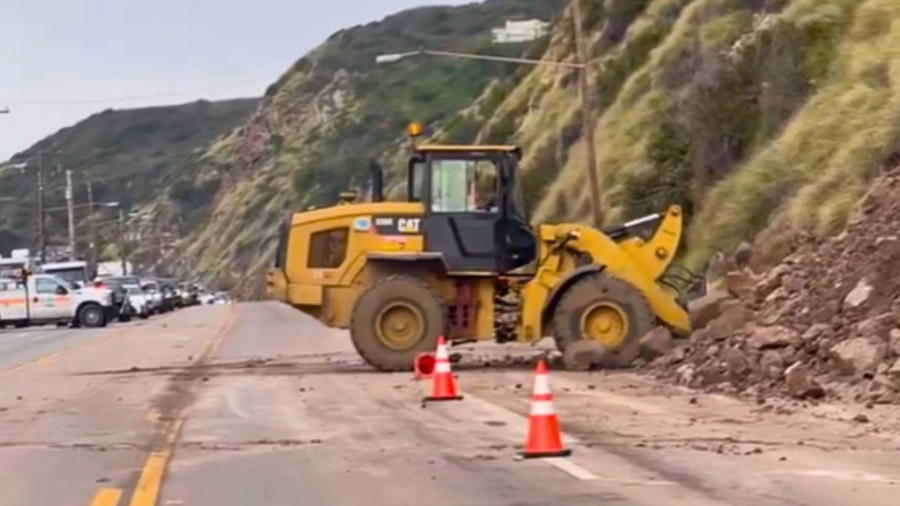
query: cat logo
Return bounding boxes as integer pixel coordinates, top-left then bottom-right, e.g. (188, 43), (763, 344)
(397, 217), (421, 234)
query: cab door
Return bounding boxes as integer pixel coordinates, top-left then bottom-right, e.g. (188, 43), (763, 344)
(421, 152), (504, 273)
(32, 277), (72, 320)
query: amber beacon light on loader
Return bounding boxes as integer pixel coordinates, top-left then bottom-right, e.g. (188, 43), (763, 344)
(266, 123), (695, 372)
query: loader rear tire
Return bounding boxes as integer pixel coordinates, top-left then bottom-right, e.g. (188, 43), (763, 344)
(552, 273), (654, 369)
(350, 275), (449, 372)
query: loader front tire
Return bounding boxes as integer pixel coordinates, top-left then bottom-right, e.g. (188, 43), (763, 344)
(552, 273), (654, 368)
(350, 275), (448, 372)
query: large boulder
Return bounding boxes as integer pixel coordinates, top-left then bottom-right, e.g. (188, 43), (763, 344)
(639, 327), (674, 361)
(688, 291), (731, 330)
(830, 338), (886, 376)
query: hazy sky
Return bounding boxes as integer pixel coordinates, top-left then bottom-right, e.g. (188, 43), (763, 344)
(0, 0), (471, 160)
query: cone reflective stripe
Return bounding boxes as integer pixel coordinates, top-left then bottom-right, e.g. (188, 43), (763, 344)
(423, 336), (463, 402)
(519, 360), (571, 459)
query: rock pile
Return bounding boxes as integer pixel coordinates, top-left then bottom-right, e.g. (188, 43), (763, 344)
(643, 173), (900, 404)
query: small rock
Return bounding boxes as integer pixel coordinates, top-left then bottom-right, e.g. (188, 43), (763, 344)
(733, 241), (753, 268)
(759, 350), (785, 379)
(888, 358), (900, 378)
(784, 362), (825, 399)
(781, 273), (808, 293)
(764, 287), (789, 303)
(851, 413), (870, 423)
(724, 271), (757, 300)
(675, 363), (695, 384)
(855, 313), (897, 341)
(843, 278), (873, 309)
(800, 323), (831, 342)
(754, 264), (791, 301)
(889, 329), (900, 356)
(747, 325), (799, 350)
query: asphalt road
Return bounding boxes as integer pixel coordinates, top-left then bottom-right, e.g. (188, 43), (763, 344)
(0, 302), (898, 506)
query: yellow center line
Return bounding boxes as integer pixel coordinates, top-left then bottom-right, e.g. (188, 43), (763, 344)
(89, 488), (123, 506)
(128, 419), (185, 506)
(124, 305), (237, 506)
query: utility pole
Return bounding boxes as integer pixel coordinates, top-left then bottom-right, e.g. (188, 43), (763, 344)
(571, 0), (603, 226)
(118, 208), (127, 275)
(65, 169), (76, 260)
(36, 150), (46, 263)
(85, 180), (96, 276)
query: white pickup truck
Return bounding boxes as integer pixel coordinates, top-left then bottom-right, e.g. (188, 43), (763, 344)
(0, 273), (117, 328)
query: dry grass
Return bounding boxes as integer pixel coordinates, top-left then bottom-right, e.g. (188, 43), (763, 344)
(531, 0), (698, 225)
(688, 0), (900, 267)
(512, 0), (896, 274)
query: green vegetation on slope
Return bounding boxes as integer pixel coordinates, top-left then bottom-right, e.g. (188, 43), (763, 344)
(161, 0), (566, 296)
(0, 98), (258, 261)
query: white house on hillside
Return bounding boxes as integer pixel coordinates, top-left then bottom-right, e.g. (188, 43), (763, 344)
(491, 19), (551, 44)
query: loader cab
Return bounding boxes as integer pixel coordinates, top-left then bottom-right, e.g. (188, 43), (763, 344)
(409, 144), (537, 274)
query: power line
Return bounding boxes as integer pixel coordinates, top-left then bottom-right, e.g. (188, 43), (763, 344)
(2, 76), (272, 106)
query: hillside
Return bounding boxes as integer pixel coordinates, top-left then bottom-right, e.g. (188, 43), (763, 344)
(480, 0), (876, 269)
(0, 98), (259, 263)
(180, 0), (885, 297)
(135, 0), (566, 294)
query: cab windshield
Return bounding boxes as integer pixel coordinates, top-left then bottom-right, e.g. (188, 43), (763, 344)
(429, 158), (498, 213)
(48, 275), (74, 291)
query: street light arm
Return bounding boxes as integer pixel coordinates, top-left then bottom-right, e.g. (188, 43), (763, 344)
(376, 48), (584, 69)
(422, 49), (585, 69)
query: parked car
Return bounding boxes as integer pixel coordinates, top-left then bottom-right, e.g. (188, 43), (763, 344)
(156, 279), (179, 312)
(141, 279), (175, 313)
(199, 291), (216, 305)
(138, 279), (164, 314)
(124, 284), (151, 319)
(92, 276), (136, 322)
(179, 283), (200, 306)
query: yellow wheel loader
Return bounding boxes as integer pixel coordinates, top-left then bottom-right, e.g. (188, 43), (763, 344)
(267, 126), (694, 371)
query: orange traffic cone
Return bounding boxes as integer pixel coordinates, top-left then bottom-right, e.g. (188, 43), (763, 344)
(423, 336), (463, 402)
(413, 352), (435, 380)
(520, 359), (571, 458)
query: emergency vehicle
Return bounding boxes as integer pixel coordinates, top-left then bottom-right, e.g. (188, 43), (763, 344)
(0, 271), (117, 328)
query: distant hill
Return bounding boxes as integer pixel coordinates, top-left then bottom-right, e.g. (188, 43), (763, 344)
(0, 98), (259, 261)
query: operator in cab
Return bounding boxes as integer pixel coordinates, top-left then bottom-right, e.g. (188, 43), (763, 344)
(473, 168), (499, 213)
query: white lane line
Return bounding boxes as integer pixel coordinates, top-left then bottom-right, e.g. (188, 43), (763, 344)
(460, 392), (674, 485)
(761, 469), (899, 483)
(543, 457), (601, 481)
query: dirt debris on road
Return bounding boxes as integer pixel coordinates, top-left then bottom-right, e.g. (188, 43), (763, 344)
(643, 171), (900, 407)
